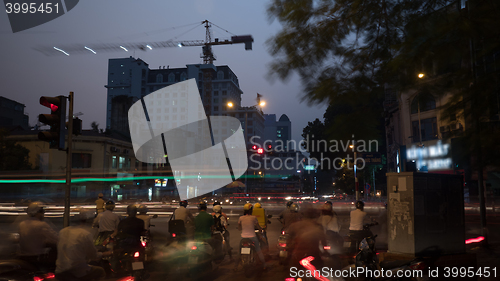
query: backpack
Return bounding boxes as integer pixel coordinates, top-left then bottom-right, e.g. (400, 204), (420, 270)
(213, 214), (225, 232)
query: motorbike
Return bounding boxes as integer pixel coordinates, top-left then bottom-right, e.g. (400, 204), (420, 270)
(141, 221), (156, 263)
(211, 228), (228, 264)
(277, 228), (289, 265)
(0, 259), (55, 281)
(185, 240), (213, 280)
(343, 236), (430, 281)
(239, 229), (265, 277)
(343, 222), (379, 255)
(102, 236), (149, 281)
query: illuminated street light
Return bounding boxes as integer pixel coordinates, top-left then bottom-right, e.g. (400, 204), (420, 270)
(259, 101), (266, 107)
(227, 101), (233, 108)
(418, 73), (425, 78)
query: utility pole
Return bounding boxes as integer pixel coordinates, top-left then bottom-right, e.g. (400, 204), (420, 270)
(63, 92), (74, 228)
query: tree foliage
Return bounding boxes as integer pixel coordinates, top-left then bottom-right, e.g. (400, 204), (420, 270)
(0, 129), (32, 171)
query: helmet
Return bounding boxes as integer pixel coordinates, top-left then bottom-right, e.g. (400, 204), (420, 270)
(127, 204), (138, 216)
(213, 201), (221, 206)
(27, 202), (45, 216)
(355, 201), (365, 209)
(325, 201), (333, 206)
(254, 202), (262, 208)
(180, 200), (188, 207)
(198, 201), (208, 210)
(75, 208), (95, 221)
(138, 204), (148, 214)
(322, 203), (333, 212)
(213, 205), (222, 213)
(98, 193), (104, 198)
(290, 203), (300, 212)
(243, 203), (253, 211)
(105, 200), (115, 210)
(286, 201), (294, 208)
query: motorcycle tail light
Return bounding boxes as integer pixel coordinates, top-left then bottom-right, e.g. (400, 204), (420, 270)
(45, 273), (55, 279)
(242, 243), (249, 247)
(323, 246), (331, 250)
(410, 261), (426, 271)
(33, 277), (43, 281)
(279, 243), (287, 247)
(172, 233), (176, 237)
(282, 231), (285, 235)
(141, 241), (146, 247)
(134, 252), (140, 258)
(191, 246), (197, 250)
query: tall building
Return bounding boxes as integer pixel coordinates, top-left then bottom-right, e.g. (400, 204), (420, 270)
(263, 114), (292, 150)
(105, 57), (264, 143)
(0, 96), (30, 130)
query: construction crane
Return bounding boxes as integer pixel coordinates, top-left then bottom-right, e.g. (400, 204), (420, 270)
(35, 20), (253, 115)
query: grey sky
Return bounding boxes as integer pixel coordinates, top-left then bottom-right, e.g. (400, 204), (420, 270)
(0, 0), (326, 144)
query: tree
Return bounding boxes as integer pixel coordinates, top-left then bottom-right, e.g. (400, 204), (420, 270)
(0, 129), (32, 171)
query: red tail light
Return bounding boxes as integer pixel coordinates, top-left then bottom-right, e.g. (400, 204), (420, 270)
(282, 231), (285, 235)
(141, 241), (146, 247)
(116, 277), (135, 281)
(409, 261), (426, 271)
(191, 246), (197, 250)
(285, 278), (295, 281)
(242, 243), (250, 247)
(172, 233), (176, 237)
(299, 256), (329, 281)
(323, 246), (331, 250)
(134, 252), (140, 258)
(465, 236), (484, 244)
(33, 278), (43, 281)
(45, 273), (55, 279)
(279, 243), (287, 247)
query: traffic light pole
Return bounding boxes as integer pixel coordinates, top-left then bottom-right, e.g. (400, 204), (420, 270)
(63, 92), (74, 228)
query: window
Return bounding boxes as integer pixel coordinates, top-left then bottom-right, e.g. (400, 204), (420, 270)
(112, 156), (117, 169)
(412, 117), (438, 142)
(167, 73), (175, 82)
(222, 98), (227, 103)
(72, 153), (92, 169)
(411, 92), (436, 114)
(222, 105), (227, 111)
(214, 106), (219, 111)
(180, 72), (187, 81)
(217, 70), (224, 80)
(119, 156), (126, 169)
(156, 74), (163, 83)
(248, 120), (253, 126)
(239, 113), (244, 118)
(222, 90), (227, 95)
(214, 98), (218, 103)
(214, 91), (219, 96)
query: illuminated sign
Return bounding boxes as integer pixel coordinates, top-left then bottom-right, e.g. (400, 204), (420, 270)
(304, 165), (315, 171)
(406, 140), (452, 171)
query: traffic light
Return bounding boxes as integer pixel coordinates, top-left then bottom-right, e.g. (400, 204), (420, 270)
(38, 96), (67, 150)
(68, 117), (82, 136)
(257, 148), (264, 154)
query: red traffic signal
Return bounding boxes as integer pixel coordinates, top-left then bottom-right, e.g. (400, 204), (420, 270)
(257, 148), (264, 154)
(252, 145), (257, 150)
(38, 96), (67, 150)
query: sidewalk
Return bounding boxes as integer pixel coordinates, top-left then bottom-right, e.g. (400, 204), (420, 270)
(469, 242), (500, 281)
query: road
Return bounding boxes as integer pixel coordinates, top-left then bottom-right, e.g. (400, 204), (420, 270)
(0, 202), (499, 280)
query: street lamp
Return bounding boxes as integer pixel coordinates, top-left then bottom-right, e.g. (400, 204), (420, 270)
(226, 93), (266, 194)
(350, 144), (359, 201)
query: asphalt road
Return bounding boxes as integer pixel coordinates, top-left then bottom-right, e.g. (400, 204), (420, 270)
(0, 202), (499, 281)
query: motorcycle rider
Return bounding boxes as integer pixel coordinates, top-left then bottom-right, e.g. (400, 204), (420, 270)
(278, 200), (294, 225)
(93, 200), (120, 246)
(55, 209), (112, 281)
(136, 204), (151, 231)
(281, 203), (302, 231)
(18, 202), (59, 269)
(252, 202), (269, 254)
(234, 203), (266, 270)
(113, 204), (145, 248)
(174, 200), (194, 239)
(212, 204), (233, 260)
(349, 201), (375, 244)
(287, 205), (327, 270)
(194, 202), (222, 258)
(95, 193), (106, 214)
(212, 201), (228, 221)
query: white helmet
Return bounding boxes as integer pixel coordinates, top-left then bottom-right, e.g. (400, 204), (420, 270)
(26, 202), (45, 216)
(213, 205), (222, 213)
